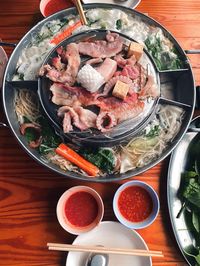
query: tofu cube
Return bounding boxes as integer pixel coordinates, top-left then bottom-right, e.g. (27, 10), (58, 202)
(112, 80), (129, 100)
(127, 42), (144, 61)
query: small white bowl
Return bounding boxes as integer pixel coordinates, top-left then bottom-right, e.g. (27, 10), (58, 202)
(113, 180), (159, 230)
(57, 186), (104, 235)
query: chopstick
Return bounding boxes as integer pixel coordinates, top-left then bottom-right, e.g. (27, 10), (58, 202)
(47, 243), (164, 258)
(74, 0), (87, 25)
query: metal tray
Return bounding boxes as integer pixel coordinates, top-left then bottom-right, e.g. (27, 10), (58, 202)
(167, 116), (200, 265)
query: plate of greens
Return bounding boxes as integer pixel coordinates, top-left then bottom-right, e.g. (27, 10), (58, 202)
(167, 115), (200, 266)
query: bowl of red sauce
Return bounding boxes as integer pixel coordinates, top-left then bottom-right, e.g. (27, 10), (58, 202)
(40, 0), (74, 17)
(57, 186), (104, 235)
(113, 181), (159, 229)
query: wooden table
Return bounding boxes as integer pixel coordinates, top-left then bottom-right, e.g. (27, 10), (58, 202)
(0, 0), (200, 265)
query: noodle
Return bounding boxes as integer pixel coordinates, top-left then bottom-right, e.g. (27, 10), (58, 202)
(120, 105), (185, 173)
(14, 89), (41, 123)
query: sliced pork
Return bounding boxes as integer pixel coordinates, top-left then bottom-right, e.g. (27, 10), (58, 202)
(95, 93), (145, 130)
(102, 75), (137, 96)
(139, 75), (159, 99)
(78, 32), (123, 58)
(58, 106), (97, 132)
(50, 83), (98, 107)
(39, 43), (80, 86)
(95, 58), (117, 82)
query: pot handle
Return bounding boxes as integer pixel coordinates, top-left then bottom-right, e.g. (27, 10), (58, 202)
(0, 42), (16, 48)
(185, 50), (200, 54)
(187, 113), (200, 133)
(196, 86), (200, 109)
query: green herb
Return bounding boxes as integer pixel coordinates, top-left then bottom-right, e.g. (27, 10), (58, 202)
(184, 249), (200, 265)
(192, 211), (200, 233)
(80, 148), (115, 174)
(23, 116), (31, 123)
(182, 178), (200, 208)
(116, 19), (122, 30)
(33, 32), (51, 45)
(59, 18), (69, 28)
(145, 36), (183, 70)
(37, 117), (61, 155)
(178, 136), (200, 264)
(24, 127), (38, 143)
(18, 73), (24, 80)
(145, 125), (160, 138)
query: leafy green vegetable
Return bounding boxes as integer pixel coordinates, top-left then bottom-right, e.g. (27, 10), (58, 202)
(184, 249), (200, 265)
(145, 125), (160, 138)
(182, 171), (198, 179)
(18, 73), (24, 80)
(195, 157), (200, 176)
(192, 211), (200, 233)
(184, 183), (200, 208)
(24, 127), (38, 143)
(145, 36), (182, 70)
(37, 117), (61, 155)
(178, 135), (200, 263)
(116, 19), (122, 30)
(80, 148), (115, 174)
(58, 18), (69, 28)
(22, 116), (61, 153)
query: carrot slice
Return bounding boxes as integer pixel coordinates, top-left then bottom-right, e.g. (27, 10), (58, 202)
(55, 143), (100, 177)
(50, 20), (82, 45)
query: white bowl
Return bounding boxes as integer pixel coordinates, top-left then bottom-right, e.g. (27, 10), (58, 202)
(57, 186), (104, 235)
(113, 180), (159, 229)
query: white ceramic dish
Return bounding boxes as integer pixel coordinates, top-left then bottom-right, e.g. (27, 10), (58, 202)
(66, 221), (152, 266)
(0, 46), (8, 88)
(82, 0), (141, 9)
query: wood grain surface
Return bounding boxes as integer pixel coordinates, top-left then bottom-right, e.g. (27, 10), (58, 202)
(0, 0), (200, 265)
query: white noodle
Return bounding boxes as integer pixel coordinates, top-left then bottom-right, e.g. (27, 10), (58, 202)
(14, 89), (41, 123)
(120, 105), (185, 173)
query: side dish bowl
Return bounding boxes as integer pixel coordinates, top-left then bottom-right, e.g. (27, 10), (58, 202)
(57, 186), (104, 235)
(113, 180), (159, 229)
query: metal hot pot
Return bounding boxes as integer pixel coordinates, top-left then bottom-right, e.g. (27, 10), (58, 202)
(1, 3), (198, 182)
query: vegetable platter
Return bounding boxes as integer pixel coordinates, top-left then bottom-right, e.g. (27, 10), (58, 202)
(168, 116), (200, 266)
(2, 3), (196, 181)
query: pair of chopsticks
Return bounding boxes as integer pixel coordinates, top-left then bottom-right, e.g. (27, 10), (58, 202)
(74, 0), (87, 25)
(47, 243), (164, 258)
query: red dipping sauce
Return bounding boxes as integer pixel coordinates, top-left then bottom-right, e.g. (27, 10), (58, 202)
(40, 0), (74, 17)
(118, 186), (153, 223)
(64, 191), (99, 227)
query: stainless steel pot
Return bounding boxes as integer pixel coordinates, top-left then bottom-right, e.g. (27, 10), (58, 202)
(1, 3), (199, 182)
